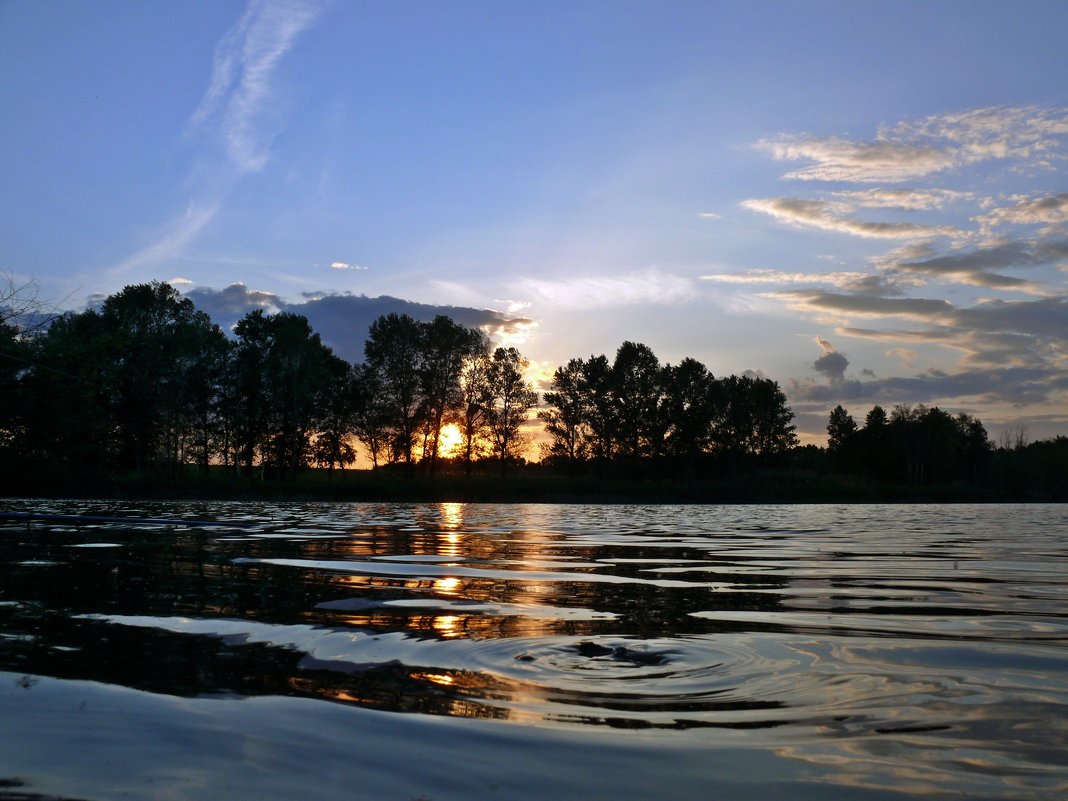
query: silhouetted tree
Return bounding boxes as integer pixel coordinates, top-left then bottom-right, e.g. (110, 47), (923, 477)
(311, 355), (358, 475)
(418, 316), (481, 474)
(715, 374), (797, 465)
(484, 347), (538, 474)
(538, 358), (591, 469)
(99, 282), (220, 471)
(580, 354), (615, 466)
(611, 341), (667, 464)
(364, 313), (424, 470)
(351, 362), (390, 469)
(662, 357), (721, 475)
(456, 331), (492, 476)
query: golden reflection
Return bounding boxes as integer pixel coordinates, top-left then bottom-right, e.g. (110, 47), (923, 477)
(433, 614), (462, 637)
(421, 672), (455, 687)
(434, 576), (463, 595)
(439, 501), (464, 529)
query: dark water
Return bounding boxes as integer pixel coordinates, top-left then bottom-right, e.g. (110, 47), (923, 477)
(2, 500), (1066, 800)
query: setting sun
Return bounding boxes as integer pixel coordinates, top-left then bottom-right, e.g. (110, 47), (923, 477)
(438, 424), (463, 459)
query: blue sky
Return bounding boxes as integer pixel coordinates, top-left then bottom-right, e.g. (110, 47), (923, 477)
(3, 0), (1068, 444)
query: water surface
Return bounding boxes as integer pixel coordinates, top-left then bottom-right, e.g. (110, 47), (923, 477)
(2, 500), (1066, 799)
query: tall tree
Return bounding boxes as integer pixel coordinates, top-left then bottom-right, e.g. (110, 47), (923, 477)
(580, 354), (615, 465)
(364, 313), (424, 470)
(826, 404), (857, 466)
(662, 357), (720, 473)
(99, 282), (218, 471)
(418, 316), (480, 474)
(350, 362), (390, 469)
(456, 330), (492, 476)
(311, 356), (358, 475)
(484, 347), (538, 474)
(610, 341), (666, 463)
(538, 357), (591, 469)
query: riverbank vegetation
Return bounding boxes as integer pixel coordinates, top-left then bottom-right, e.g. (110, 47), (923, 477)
(2, 281), (1065, 501)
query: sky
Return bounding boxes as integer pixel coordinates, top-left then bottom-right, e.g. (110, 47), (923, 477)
(2, 0), (1068, 445)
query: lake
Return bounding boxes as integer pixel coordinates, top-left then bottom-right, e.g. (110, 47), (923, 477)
(2, 500), (1066, 800)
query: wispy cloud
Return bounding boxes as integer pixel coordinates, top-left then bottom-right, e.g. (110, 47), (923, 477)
(110, 0), (324, 278)
(761, 106), (1068, 184)
(741, 197), (958, 239)
(756, 136), (953, 183)
(832, 188), (974, 211)
(189, 0), (324, 174)
(519, 268), (696, 310)
(108, 200), (220, 277)
(977, 193), (1068, 234)
(700, 269), (919, 295)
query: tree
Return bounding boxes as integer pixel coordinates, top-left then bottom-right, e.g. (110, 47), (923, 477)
(580, 354), (615, 465)
(351, 362), (390, 469)
(538, 358), (591, 469)
(662, 357), (720, 474)
(364, 313), (424, 470)
(311, 357), (358, 475)
(456, 331), (492, 476)
(232, 310), (338, 479)
(714, 375), (797, 465)
(484, 347), (538, 474)
(610, 341), (666, 463)
(418, 316), (480, 474)
(826, 404), (857, 466)
(99, 282), (220, 471)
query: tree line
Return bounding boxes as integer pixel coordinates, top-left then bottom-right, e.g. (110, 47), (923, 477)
(1, 281), (801, 481)
(5, 280), (1065, 496)
(825, 403), (991, 485)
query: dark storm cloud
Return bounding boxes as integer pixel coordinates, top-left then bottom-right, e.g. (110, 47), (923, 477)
(790, 365), (1062, 407)
(813, 336), (849, 382)
(185, 283), (533, 363)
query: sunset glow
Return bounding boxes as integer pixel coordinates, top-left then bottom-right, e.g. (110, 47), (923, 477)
(437, 424), (463, 460)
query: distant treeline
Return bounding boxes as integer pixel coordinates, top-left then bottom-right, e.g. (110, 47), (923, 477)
(2, 280), (1066, 499)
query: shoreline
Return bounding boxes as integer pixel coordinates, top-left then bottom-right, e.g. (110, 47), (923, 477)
(5, 466), (1062, 504)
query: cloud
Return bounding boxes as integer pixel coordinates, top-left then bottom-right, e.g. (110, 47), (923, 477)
(185, 282), (284, 320)
(184, 283), (534, 363)
(329, 261), (367, 271)
(768, 290), (955, 320)
(697, 212), (721, 219)
(189, 0), (325, 174)
(761, 106), (1068, 184)
(109, 1), (324, 278)
(701, 269), (918, 295)
(108, 200), (221, 278)
(756, 137), (954, 183)
(518, 268), (696, 310)
(742, 197), (958, 239)
(887, 348), (917, 368)
(754, 107), (1068, 429)
(813, 336), (849, 382)
(888, 106), (1068, 166)
(832, 188), (974, 211)
(790, 365), (1065, 408)
(977, 193), (1068, 233)
(895, 238), (1068, 294)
